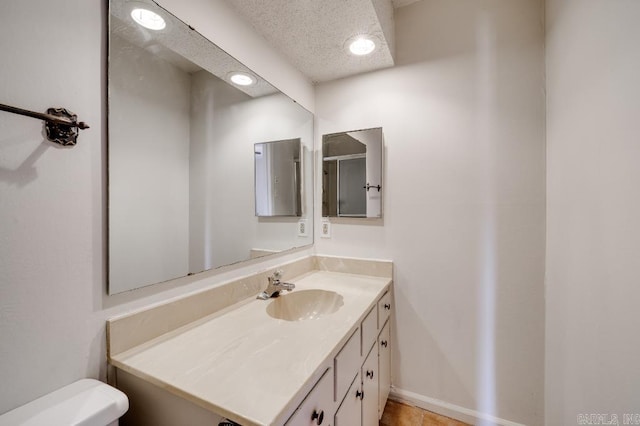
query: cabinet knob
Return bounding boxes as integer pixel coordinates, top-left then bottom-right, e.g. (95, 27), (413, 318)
(311, 409), (324, 425)
(355, 389), (364, 400)
(381, 340), (388, 348)
(384, 303), (391, 310)
(366, 370), (374, 379)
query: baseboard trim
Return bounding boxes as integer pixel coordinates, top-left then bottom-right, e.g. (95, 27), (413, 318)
(389, 387), (525, 426)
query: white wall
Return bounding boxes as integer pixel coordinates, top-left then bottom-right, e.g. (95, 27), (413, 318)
(0, 0), (313, 414)
(315, 1), (545, 424)
(109, 34), (191, 293)
(545, 1), (640, 424)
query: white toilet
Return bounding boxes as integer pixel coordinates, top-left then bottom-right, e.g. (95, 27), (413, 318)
(0, 379), (128, 426)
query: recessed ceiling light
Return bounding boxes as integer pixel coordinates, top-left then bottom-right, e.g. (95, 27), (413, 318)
(229, 72), (257, 86)
(130, 8), (166, 31)
(347, 35), (377, 56)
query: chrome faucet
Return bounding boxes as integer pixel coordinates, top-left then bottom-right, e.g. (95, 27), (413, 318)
(257, 270), (295, 300)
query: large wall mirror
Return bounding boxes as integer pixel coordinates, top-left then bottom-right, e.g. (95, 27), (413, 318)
(108, 0), (314, 294)
(322, 128), (383, 218)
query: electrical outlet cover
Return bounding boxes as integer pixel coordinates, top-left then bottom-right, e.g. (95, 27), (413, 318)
(321, 220), (331, 238)
(297, 219), (308, 237)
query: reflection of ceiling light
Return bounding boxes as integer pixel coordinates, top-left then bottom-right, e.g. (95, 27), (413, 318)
(229, 72), (256, 86)
(347, 36), (377, 56)
(130, 8), (166, 30)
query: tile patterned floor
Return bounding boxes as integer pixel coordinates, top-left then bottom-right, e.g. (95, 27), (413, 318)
(380, 400), (471, 426)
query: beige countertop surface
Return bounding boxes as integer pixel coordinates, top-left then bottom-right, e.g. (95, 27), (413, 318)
(109, 270), (391, 426)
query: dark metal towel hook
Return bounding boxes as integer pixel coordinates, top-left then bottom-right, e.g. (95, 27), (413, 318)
(364, 183), (382, 192)
(0, 103), (90, 147)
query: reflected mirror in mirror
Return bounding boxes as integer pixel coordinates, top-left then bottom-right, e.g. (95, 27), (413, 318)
(255, 139), (302, 217)
(108, 0), (314, 294)
(322, 128), (383, 218)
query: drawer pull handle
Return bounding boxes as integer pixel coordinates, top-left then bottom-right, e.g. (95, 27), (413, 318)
(381, 340), (388, 347)
(366, 370), (374, 379)
(384, 303), (391, 310)
(311, 409), (324, 425)
(356, 389), (364, 400)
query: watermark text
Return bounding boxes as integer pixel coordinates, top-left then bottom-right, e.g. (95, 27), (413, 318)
(577, 414), (640, 425)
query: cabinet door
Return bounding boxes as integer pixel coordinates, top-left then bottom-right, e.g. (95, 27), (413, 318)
(361, 345), (379, 426)
(378, 320), (391, 418)
(334, 330), (360, 401)
(286, 367), (334, 426)
(334, 371), (362, 426)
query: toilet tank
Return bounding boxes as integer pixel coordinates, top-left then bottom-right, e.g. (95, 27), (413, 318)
(0, 379), (128, 426)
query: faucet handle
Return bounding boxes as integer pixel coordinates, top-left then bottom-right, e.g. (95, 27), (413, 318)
(273, 270), (283, 279)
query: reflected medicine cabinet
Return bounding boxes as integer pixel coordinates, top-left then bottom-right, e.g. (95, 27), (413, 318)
(322, 128), (383, 218)
(254, 139), (302, 217)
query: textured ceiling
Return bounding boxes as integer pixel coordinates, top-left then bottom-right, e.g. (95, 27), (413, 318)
(110, 0), (277, 97)
(223, 0), (397, 83)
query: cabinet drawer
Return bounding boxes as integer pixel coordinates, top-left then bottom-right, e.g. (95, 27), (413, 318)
(377, 290), (392, 328)
(286, 367), (334, 426)
(334, 330), (360, 402)
(360, 306), (377, 357)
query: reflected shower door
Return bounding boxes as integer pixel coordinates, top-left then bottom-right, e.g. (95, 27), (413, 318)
(338, 157), (366, 217)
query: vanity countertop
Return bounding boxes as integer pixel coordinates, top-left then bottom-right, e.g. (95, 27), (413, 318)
(109, 270), (391, 426)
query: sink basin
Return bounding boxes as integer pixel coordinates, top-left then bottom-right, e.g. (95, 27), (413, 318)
(266, 290), (344, 321)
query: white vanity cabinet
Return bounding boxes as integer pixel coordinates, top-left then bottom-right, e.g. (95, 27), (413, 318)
(109, 268), (393, 426)
(332, 290), (393, 426)
(286, 288), (392, 426)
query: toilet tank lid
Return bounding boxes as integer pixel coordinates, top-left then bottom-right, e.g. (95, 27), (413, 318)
(0, 379), (128, 426)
